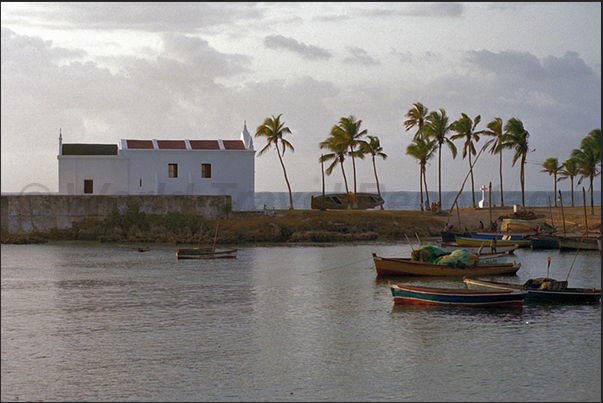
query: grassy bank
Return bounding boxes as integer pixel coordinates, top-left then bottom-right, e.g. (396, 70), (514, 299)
(2, 205), (600, 245)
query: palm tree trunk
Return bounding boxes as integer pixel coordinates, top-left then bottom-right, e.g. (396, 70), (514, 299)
(350, 146), (358, 208)
(339, 161), (350, 208)
(520, 155), (526, 207)
(371, 156), (384, 210)
(570, 177), (574, 207)
(276, 143), (294, 209)
(469, 153), (475, 208)
(499, 151), (504, 207)
(553, 173), (557, 207)
(589, 175), (594, 214)
(423, 165), (430, 207)
(419, 166), (424, 212)
(438, 144), (442, 208)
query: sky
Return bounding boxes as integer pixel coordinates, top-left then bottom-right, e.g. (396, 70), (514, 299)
(1, 2), (601, 196)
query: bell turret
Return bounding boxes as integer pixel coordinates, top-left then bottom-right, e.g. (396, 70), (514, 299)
(241, 120), (254, 150)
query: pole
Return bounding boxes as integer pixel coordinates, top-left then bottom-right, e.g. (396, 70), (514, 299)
(558, 190), (566, 236)
(582, 187), (588, 237)
(565, 238), (583, 282)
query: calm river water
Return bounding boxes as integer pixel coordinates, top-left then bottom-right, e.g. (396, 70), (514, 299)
(1, 241), (601, 402)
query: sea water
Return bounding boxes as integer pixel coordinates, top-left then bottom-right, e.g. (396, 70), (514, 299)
(1, 241), (600, 402)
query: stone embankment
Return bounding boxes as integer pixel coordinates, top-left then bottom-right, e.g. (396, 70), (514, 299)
(1, 205), (600, 245)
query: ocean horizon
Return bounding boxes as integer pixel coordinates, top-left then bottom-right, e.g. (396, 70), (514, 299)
(255, 190), (602, 211)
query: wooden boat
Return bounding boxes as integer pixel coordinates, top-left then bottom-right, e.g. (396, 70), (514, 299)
(455, 235), (531, 248)
(389, 282), (523, 308)
(463, 278), (601, 305)
(438, 242), (519, 254)
(372, 253), (521, 277)
(175, 247), (238, 259)
(137, 246), (151, 252)
(310, 192), (384, 210)
(557, 236), (600, 251)
(470, 231), (533, 241)
(530, 235), (560, 249)
(500, 218), (553, 232)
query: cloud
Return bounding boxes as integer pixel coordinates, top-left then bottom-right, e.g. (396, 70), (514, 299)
(400, 2), (464, 17)
(263, 34), (332, 60)
(3, 3), (265, 32)
(342, 47), (379, 66)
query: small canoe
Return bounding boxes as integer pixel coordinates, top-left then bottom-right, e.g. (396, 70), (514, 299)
(463, 277), (601, 305)
(372, 253), (521, 277)
(175, 247), (238, 259)
(389, 282), (523, 308)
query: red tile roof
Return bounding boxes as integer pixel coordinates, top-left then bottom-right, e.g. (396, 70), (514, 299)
(189, 140), (221, 150)
(222, 140), (246, 150)
(157, 140), (187, 149)
(126, 140), (154, 149)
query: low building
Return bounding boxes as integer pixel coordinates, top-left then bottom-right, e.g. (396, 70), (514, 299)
(57, 123), (256, 211)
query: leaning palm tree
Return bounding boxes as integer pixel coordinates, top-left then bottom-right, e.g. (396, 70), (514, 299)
(255, 114), (295, 209)
(558, 157), (580, 207)
(332, 116), (368, 206)
(404, 102), (429, 140)
(503, 117), (530, 208)
(450, 113), (485, 208)
(406, 136), (437, 212)
(319, 128), (351, 205)
(571, 128), (601, 213)
(541, 157), (561, 207)
(421, 108), (458, 208)
(483, 117), (510, 207)
(358, 135), (387, 209)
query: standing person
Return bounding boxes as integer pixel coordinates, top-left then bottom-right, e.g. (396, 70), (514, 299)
(490, 237), (497, 253)
(479, 220), (484, 230)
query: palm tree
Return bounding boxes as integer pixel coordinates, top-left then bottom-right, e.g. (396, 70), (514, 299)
(404, 102), (429, 140)
(358, 135), (387, 209)
(332, 116), (368, 207)
(571, 128), (601, 213)
(319, 128), (351, 205)
(503, 117), (530, 208)
(421, 108), (458, 208)
(406, 136), (437, 212)
(541, 157), (560, 207)
(558, 158), (580, 207)
(255, 114), (295, 209)
(450, 113), (485, 208)
(483, 117), (510, 207)
(404, 102), (430, 206)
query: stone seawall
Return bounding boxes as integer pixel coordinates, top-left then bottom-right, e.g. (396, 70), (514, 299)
(1, 195), (233, 235)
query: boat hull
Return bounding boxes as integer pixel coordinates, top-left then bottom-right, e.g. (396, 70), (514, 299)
(557, 236), (599, 251)
(455, 235), (530, 248)
(389, 283), (523, 308)
(438, 242), (518, 254)
(530, 235), (560, 249)
(310, 193), (384, 210)
(372, 253), (520, 277)
(175, 248), (238, 259)
(463, 278), (601, 304)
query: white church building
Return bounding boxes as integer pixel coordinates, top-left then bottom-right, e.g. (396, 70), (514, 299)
(57, 123), (256, 211)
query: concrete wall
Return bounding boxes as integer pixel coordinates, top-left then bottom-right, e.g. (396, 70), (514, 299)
(1, 194), (232, 235)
